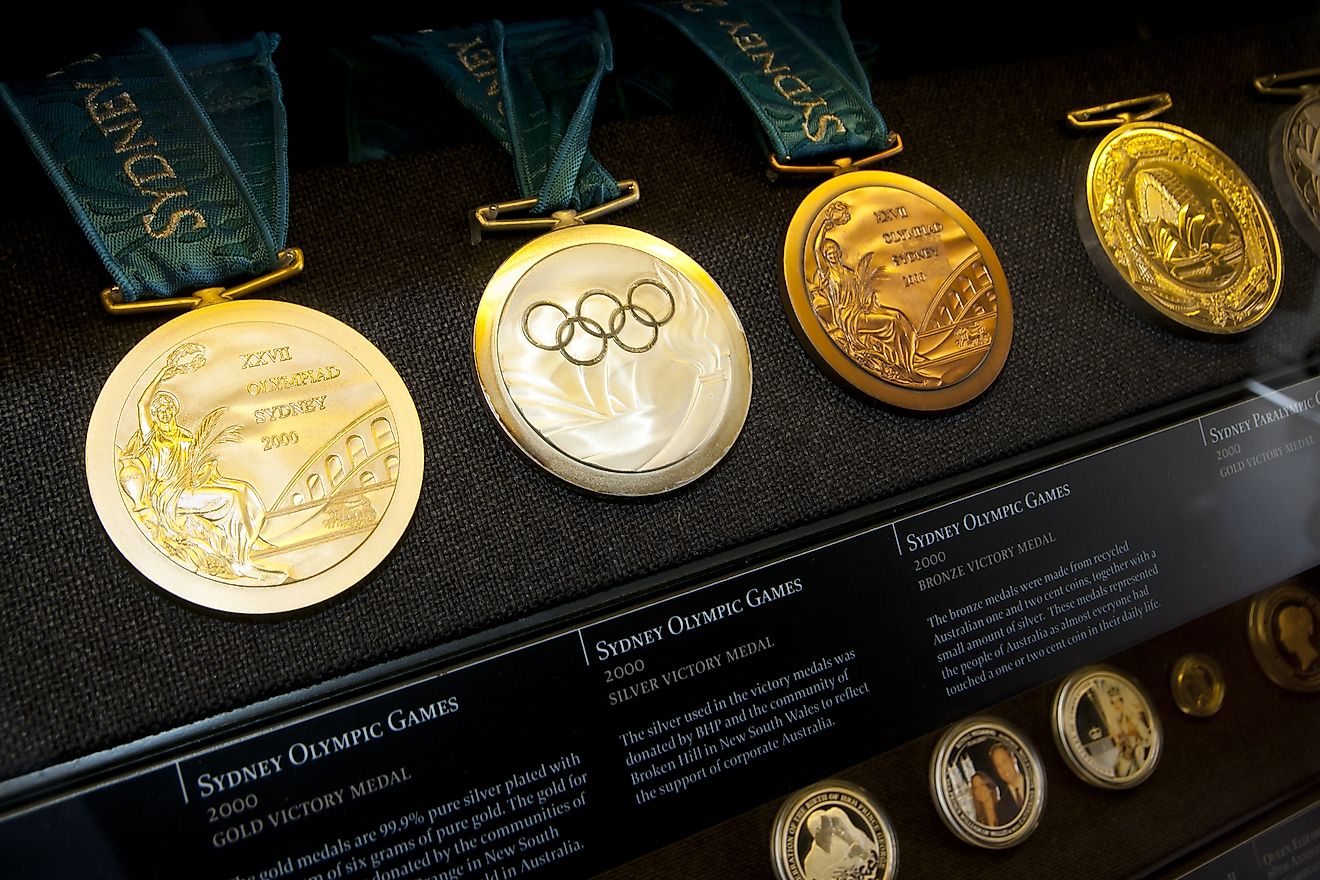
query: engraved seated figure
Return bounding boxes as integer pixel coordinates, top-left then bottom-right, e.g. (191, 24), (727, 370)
(117, 345), (285, 583)
(811, 227), (923, 384)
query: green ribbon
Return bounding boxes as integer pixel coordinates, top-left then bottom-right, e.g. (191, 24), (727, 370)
(641, 0), (889, 162)
(374, 12), (620, 214)
(0, 30), (288, 302)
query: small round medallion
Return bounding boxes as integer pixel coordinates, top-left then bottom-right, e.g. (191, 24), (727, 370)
(86, 300), (424, 615)
(1248, 581), (1320, 692)
(1268, 91), (1320, 253)
(1079, 121), (1282, 333)
(929, 716), (1045, 849)
(1052, 665), (1162, 789)
(1169, 653), (1226, 717)
(474, 224), (751, 496)
(781, 171), (1012, 410)
(771, 779), (898, 880)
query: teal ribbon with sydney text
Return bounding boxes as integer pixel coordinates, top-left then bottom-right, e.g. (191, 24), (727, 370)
(641, 0), (889, 162)
(373, 12), (620, 215)
(0, 30), (288, 302)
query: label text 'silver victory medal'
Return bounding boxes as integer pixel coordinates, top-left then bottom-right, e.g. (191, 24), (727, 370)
(475, 224), (751, 496)
(1070, 94), (1282, 333)
(782, 172), (1013, 410)
(87, 301), (424, 615)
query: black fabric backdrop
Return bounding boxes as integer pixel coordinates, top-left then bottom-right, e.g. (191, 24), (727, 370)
(0, 12), (1317, 872)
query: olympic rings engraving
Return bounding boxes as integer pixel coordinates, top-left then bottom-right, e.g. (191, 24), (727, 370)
(522, 278), (676, 367)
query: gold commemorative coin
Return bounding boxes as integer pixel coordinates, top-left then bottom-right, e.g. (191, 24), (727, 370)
(929, 716), (1045, 849)
(1248, 580), (1320, 692)
(1255, 69), (1320, 253)
(781, 171), (1012, 410)
(1053, 665), (1162, 789)
(474, 223), (751, 496)
(1169, 653), (1226, 717)
(86, 299), (424, 615)
(1070, 94), (1282, 334)
(771, 779), (897, 880)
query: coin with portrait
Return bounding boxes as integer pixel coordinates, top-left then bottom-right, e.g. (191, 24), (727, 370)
(1249, 581), (1320, 692)
(1169, 653), (1226, 717)
(1053, 665), (1162, 789)
(771, 779), (897, 880)
(929, 716), (1045, 849)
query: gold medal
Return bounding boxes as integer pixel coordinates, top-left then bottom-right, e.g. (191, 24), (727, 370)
(1169, 653), (1226, 717)
(1255, 68), (1320, 253)
(781, 164), (1012, 410)
(771, 779), (898, 880)
(1248, 580), (1320, 692)
(474, 221), (751, 496)
(1052, 665), (1162, 789)
(1069, 94), (1282, 333)
(929, 716), (1045, 849)
(87, 251), (424, 615)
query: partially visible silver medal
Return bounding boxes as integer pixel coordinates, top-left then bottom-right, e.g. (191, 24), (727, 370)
(1257, 68), (1320, 252)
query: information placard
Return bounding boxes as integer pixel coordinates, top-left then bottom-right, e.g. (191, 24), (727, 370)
(4, 375), (1319, 878)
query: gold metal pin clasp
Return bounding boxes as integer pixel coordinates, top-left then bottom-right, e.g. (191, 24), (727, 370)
(470, 179), (640, 244)
(1254, 67), (1320, 97)
(767, 132), (904, 180)
(100, 247), (305, 315)
(1065, 93), (1173, 130)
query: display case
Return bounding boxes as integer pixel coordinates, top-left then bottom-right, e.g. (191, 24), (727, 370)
(0, 8), (1317, 879)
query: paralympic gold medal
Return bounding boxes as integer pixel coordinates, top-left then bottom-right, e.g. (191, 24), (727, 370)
(1052, 665), (1162, 790)
(474, 223), (752, 497)
(1248, 580), (1320, 692)
(1255, 69), (1320, 253)
(929, 716), (1045, 849)
(771, 779), (898, 880)
(87, 291), (424, 616)
(782, 171), (1012, 410)
(1069, 94), (1282, 334)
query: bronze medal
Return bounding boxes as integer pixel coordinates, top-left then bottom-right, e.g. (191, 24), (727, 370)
(782, 171), (1012, 410)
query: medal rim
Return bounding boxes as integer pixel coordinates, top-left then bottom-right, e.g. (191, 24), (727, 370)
(770, 778), (898, 880)
(1080, 119), (1283, 335)
(1248, 582), (1320, 692)
(928, 714), (1046, 850)
(473, 223), (753, 497)
(85, 299), (425, 616)
(780, 169), (1013, 411)
(1168, 652), (1226, 717)
(1268, 96), (1320, 254)
(1051, 664), (1163, 790)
